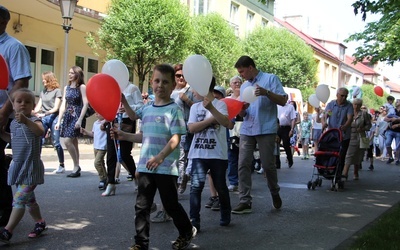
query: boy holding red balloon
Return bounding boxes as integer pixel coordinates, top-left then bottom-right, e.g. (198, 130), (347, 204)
(110, 64), (196, 250)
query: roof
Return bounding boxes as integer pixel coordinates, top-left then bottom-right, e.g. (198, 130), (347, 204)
(385, 81), (400, 93)
(274, 18), (341, 63)
(345, 55), (379, 76)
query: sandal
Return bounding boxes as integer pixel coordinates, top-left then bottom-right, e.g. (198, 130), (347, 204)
(28, 221), (47, 238)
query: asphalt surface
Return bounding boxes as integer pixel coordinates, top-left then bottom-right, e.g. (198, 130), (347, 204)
(2, 143), (400, 250)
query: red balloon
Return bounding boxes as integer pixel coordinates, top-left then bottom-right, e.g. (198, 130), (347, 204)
(221, 98), (244, 119)
(0, 54), (9, 90)
(86, 73), (121, 121)
(374, 86), (384, 97)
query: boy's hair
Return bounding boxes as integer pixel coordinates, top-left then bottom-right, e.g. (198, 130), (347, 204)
(387, 95), (395, 102)
(153, 64), (175, 83)
(12, 88), (36, 104)
(235, 56), (256, 69)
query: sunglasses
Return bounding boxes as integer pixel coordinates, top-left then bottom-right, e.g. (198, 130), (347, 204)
(175, 74), (184, 78)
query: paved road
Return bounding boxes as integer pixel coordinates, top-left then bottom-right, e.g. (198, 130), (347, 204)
(2, 144), (400, 250)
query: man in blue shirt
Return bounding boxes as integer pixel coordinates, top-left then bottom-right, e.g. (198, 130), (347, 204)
(232, 56), (287, 214)
(0, 5), (31, 226)
(322, 87), (353, 173)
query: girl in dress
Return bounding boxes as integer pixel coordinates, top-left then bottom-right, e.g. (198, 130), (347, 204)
(55, 66), (89, 177)
(0, 88), (47, 244)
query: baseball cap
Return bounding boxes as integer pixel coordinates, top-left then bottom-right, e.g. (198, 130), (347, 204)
(213, 86), (226, 98)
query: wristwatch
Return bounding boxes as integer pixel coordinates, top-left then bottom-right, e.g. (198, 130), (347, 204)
(266, 90), (271, 96)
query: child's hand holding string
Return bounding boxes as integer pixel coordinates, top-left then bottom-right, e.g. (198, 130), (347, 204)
(14, 111), (28, 124)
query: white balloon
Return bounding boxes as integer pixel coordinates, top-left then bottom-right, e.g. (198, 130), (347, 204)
(308, 94), (320, 108)
(242, 86), (258, 103)
(102, 59), (129, 92)
(315, 84), (330, 103)
(183, 55), (213, 96)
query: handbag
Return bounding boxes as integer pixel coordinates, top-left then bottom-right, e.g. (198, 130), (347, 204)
(359, 134), (370, 149)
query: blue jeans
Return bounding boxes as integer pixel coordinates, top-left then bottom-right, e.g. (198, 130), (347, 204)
(190, 159), (231, 225)
(227, 144), (239, 186)
(41, 114), (64, 164)
(385, 130), (400, 150)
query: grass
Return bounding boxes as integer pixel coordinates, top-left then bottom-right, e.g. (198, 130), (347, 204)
(349, 203), (400, 249)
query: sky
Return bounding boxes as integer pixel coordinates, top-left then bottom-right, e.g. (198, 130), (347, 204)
(274, 0), (400, 82)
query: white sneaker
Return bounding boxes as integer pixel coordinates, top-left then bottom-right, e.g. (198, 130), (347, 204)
(228, 185), (238, 192)
(256, 168), (264, 174)
(54, 166), (65, 174)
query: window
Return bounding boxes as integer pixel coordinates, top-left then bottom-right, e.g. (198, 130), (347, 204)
(230, 3), (239, 24)
(246, 11), (255, 36)
(324, 62), (330, 82)
(262, 18), (269, 27)
(26, 46), (55, 95)
(76, 55), (99, 82)
(193, 0), (210, 15)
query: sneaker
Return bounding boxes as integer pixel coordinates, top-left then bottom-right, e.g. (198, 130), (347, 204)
(151, 211), (172, 223)
(172, 226), (197, 250)
(256, 168), (264, 174)
(354, 175), (359, 180)
(127, 175), (133, 181)
(115, 178), (120, 184)
(98, 180), (106, 190)
(205, 196), (218, 208)
(53, 165), (65, 174)
(190, 218), (200, 232)
(387, 158), (394, 164)
(211, 198), (220, 211)
(231, 203), (252, 214)
(28, 221), (47, 238)
(129, 245), (142, 250)
(272, 194), (282, 209)
(0, 228), (12, 244)
(228, 185), (238, 192)
(396, 160), (400, 166)
(368, 165), (374, 171)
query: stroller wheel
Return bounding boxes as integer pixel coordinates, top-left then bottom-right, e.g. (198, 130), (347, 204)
(318, 179), (322, 187)
(307, 181), (312, 190)
(311, 182), (316, 190)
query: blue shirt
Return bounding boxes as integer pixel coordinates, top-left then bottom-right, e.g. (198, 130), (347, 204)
(0, 32), (31, 108)
(325, 100), (354, 140)
(240, 71), (286, 136)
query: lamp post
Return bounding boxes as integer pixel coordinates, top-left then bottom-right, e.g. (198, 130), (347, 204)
(59, 0), (77, 86)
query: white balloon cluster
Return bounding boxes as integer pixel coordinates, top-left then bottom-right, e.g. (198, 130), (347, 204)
(308, 84), (330, 108)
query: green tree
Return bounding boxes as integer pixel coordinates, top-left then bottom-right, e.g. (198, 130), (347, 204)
(345, 0), (400, 65)
(86, 0), (193, 91)
(243, 26), (318, 101)
(361, 84), (389, 110)
(190, 13), (243, 86)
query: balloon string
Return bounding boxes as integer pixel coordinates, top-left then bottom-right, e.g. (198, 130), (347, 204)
(6, 91), (29, 144)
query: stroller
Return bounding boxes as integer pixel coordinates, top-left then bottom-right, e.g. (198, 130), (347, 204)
(307, 128), (345, 191)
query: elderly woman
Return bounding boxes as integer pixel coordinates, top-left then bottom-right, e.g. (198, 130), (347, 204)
(342, 98), (371, 180)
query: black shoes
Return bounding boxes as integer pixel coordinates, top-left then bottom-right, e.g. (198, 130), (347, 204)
(272, 193), (282, 209)
(67, 167), (81, 178)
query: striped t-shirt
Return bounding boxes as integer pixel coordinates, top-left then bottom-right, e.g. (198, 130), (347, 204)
(136, 101), (186, 176)
(8, 116), (44, 185)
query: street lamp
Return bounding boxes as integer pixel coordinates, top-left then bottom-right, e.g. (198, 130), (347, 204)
(59, 0), (77, 85)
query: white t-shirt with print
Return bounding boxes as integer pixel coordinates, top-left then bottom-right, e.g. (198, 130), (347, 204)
(188, 99), (228, 160)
